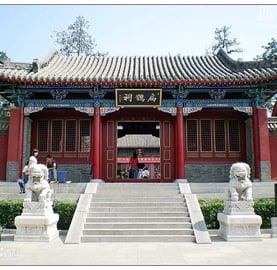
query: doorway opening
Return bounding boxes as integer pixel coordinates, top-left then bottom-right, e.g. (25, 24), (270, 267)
(116, 121), (160, 180)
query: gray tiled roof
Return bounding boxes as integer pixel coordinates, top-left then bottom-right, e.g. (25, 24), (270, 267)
(117, 134), (160, 148)
(0, 49), (277, 86)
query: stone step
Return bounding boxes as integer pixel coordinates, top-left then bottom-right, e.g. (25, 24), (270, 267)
(82, 228), (194, 236)
(80, 235), (196, 242)
(86, 216), (190, 222)
(96, 184), (180, 193)
(91, 196), (184, 202)
(89, 207), (187, 212)
(97, 183), (178, 188)
(84, 222), (192, 229)
(95, 191), (181, 196)
(87, 212), (189, 218)
(90, 202), (186, 207)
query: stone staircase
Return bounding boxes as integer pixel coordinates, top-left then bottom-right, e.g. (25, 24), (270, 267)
(65, 182), (211, 243)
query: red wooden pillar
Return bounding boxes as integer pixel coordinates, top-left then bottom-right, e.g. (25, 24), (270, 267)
(6, 108), (24, 180)
(0, 118), (9, 181)
(252, 107), (271, 181)
(93, 106), (101, 179)
(176, 106), (185, 179)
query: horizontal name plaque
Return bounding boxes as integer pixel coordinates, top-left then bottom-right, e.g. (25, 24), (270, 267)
(116, 89), (162, 108)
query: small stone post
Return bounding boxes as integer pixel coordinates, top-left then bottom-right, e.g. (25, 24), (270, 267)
(271, 183), (277, 238)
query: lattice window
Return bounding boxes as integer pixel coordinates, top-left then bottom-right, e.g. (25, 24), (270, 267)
(186, 118), (241, 158)
(215, 120), (226, 151)
(51, 120), (62, 152)
(200, 120), (211, 152)
(65, 120), (76, 152)
(187, 120), (198, 151)
(37, 120), (48, 152)
(229, 120), (240, 151)
(80, 120), (91, 152)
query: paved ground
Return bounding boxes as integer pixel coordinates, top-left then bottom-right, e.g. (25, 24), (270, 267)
(0, 231), (277, 266)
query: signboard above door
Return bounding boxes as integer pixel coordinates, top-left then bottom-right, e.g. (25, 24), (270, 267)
(116, 89), (162, 108)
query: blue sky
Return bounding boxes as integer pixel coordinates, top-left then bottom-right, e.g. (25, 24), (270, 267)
(0, 4), (276, 62)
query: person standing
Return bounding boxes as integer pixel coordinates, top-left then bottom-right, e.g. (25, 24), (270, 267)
(128, 151), (139, 179)
(28, 148), (39, 167)
(46, 154), (58, 183)
(18, 161), (29, 193)
(142, 167), (150, 178)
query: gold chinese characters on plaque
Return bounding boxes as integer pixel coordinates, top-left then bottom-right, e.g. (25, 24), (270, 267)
(115, 89), (162, 108)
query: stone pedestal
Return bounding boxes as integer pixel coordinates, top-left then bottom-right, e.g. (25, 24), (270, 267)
(14, 200), (59, 242)
(271, 217), (277, 238)
(217, 201), (262, 241)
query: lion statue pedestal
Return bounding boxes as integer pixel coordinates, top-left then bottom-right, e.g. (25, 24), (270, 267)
(217, 162), (262, 241)
(14, 163), (59, 242)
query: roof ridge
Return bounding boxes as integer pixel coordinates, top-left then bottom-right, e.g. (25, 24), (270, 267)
(217, 48), (277, 71)
(37, 49), (59, 69)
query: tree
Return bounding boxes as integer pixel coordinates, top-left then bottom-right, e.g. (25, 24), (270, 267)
(254, 38), (277, 115)
(53, 16), (107, 57)
(211, 25), (243, 55)
(255, 38), (277, 63)
(0, 51), (9, 62)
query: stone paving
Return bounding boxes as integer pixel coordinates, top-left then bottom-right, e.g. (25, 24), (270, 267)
(0, 231), (277, 265)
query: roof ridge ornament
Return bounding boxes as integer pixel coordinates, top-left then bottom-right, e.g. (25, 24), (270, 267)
(39, 49), (59, 69)
(217, 48), (277, 71)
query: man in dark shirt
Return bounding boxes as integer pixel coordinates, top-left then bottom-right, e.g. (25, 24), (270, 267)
(46, 155), (58, 183)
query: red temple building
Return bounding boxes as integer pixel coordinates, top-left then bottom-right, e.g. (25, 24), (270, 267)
(0, 49), (276, 183)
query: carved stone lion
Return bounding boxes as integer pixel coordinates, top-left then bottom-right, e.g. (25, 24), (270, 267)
(25, 163), (52, 202)
(228, 162), (253, 202)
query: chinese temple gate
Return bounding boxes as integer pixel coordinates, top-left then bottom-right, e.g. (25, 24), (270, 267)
(0, 49), (276, 182)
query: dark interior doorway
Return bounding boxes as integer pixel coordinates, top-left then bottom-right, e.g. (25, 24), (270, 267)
(117, 121), (160, 179)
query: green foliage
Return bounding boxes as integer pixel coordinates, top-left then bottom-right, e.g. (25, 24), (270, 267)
(199, 199), (275, 229)
(211, 25), (243, 55)
(53, 16), (107, 57)
(53, 201), (77, 230)
(255, 38), (277, 63)
(0, 200), (77, 230)
(0, 51), (8, 61)
(199, 199), (224, 229)
(0, 200), (23, 228)
(254, 199), (275, 228)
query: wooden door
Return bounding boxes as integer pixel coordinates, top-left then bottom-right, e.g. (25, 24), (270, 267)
(160, 119), (175, 180)
(102, 119), (117, 180)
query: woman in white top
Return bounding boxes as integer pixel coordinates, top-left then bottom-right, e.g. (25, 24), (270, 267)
(28, 149), (39, 166)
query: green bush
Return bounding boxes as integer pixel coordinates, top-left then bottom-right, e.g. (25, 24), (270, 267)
(0, 200), (77, 230)
(199, 199), (224, 229)
(199, 199), (275, 229)
(53, 201), (77, 230)
(0, 200), (23, 228)
(0, 199), (275, 230)
(254, 199), (275, 228)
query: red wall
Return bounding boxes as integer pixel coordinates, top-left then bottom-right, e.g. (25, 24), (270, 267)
(0, 135), (8, 180)
(270, 136), (277, 181)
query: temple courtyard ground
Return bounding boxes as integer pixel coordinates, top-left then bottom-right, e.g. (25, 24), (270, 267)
(0, 230), (277, 266)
